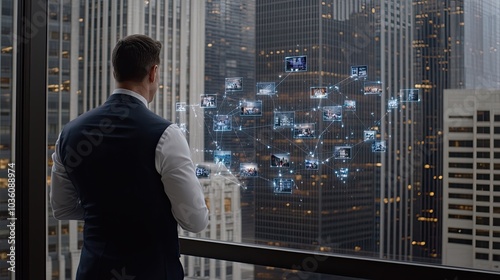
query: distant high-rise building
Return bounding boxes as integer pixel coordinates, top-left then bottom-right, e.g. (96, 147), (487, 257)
(442, 89), (500, 271)
(181, 162), (249, 279)
(202, 1), (256, 160)
(413, 0), (500, 262)
(203, 0), (256, 242)
(254, 4), (419, 279)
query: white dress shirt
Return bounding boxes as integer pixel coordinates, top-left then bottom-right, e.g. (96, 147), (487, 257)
(50, 89), (209, 233)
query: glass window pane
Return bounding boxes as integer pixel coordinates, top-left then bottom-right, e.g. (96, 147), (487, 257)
(31, 0), (500, 278)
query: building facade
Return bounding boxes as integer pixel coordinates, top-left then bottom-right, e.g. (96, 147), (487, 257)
(413, 0), (500, 262)
(181, 162), (249, 279)
(203, 0), (256, 243)
(254, 4), (420, 279)
(443, 89), (500, 271)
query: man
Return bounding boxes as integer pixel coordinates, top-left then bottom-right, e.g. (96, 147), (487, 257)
(50, 34), (209, 280)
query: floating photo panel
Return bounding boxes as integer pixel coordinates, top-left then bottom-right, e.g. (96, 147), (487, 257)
(310, 86), (328, 99)
(294, 123), (315, 138)
(178, 123), (187, 133)
(240, 100), (262, 116)
(364, 130), (376, 141)
(323, 106), (342, 121)
(334, 146), (352, 160)
(273, 178), (294, 194)
(274, 111), (295, 128)
(350, 65), (368, 78)
(256, 82), (276, 95)
(335, 168), (349, 180)
(213, 115), (232, 131)
(343, 100), (356, 111)
(285, 55), (307, 72)
(195, 164), (211, 178)
(200, 94), (217, 108)
(239, 163), (258, 177)
(400, 89), (420, 102)
(225, 77), (243, 91)
(176, 102), (187, 112)
(372, 141), (387, 152)
(214, 150), (231, 168)
(363, 81), (383, 95)
(304, 158), (319, 170)
(270, 153), (291, 168)
(387, 97), (399, 109)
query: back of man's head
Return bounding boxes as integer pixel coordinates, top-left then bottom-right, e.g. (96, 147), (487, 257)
(112, 34), (162, 83)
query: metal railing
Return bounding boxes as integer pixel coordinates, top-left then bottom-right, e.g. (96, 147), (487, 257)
(180, 237), (500, 280)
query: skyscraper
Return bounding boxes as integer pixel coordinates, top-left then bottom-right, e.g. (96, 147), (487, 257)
(443, 89), (500, 271)
(203, 0), (256, 243)
(254, 4), (419, 277)
(413, 0), (500, 262)
(181, 163), (247, 279)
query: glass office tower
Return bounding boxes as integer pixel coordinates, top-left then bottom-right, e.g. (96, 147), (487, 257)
(203, 0), (256, 243)
(413, 0), (500, 262)
(255, 2), (419, 276)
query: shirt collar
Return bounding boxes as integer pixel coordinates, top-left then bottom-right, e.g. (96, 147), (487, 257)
(112, 88), (148, 107)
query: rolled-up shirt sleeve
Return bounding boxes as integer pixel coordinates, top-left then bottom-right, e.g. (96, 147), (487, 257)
(50, 135), (85, 220)
(155, 125), (209, 233)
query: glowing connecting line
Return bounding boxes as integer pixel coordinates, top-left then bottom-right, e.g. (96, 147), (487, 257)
(180, 60), (422, 193)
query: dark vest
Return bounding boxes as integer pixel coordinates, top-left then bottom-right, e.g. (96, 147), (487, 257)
(59, 94), (183, 279)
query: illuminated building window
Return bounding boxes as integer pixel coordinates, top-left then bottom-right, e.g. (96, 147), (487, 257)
(449, 140), (473, 147)
(448, 228), (472, 235)
(448, 204), (472, 211)
(476, 163), (490, 169)
(448, 214), (472, 220)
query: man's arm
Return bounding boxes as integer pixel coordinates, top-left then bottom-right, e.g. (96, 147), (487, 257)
(50, 136), (85, 220)
(156, 125), (209, 233)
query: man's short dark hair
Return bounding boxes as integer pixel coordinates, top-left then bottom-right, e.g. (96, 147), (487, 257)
(112, 34), (162, 82)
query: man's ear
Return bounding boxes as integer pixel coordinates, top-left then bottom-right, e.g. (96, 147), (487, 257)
(149, 65), (158, 83)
